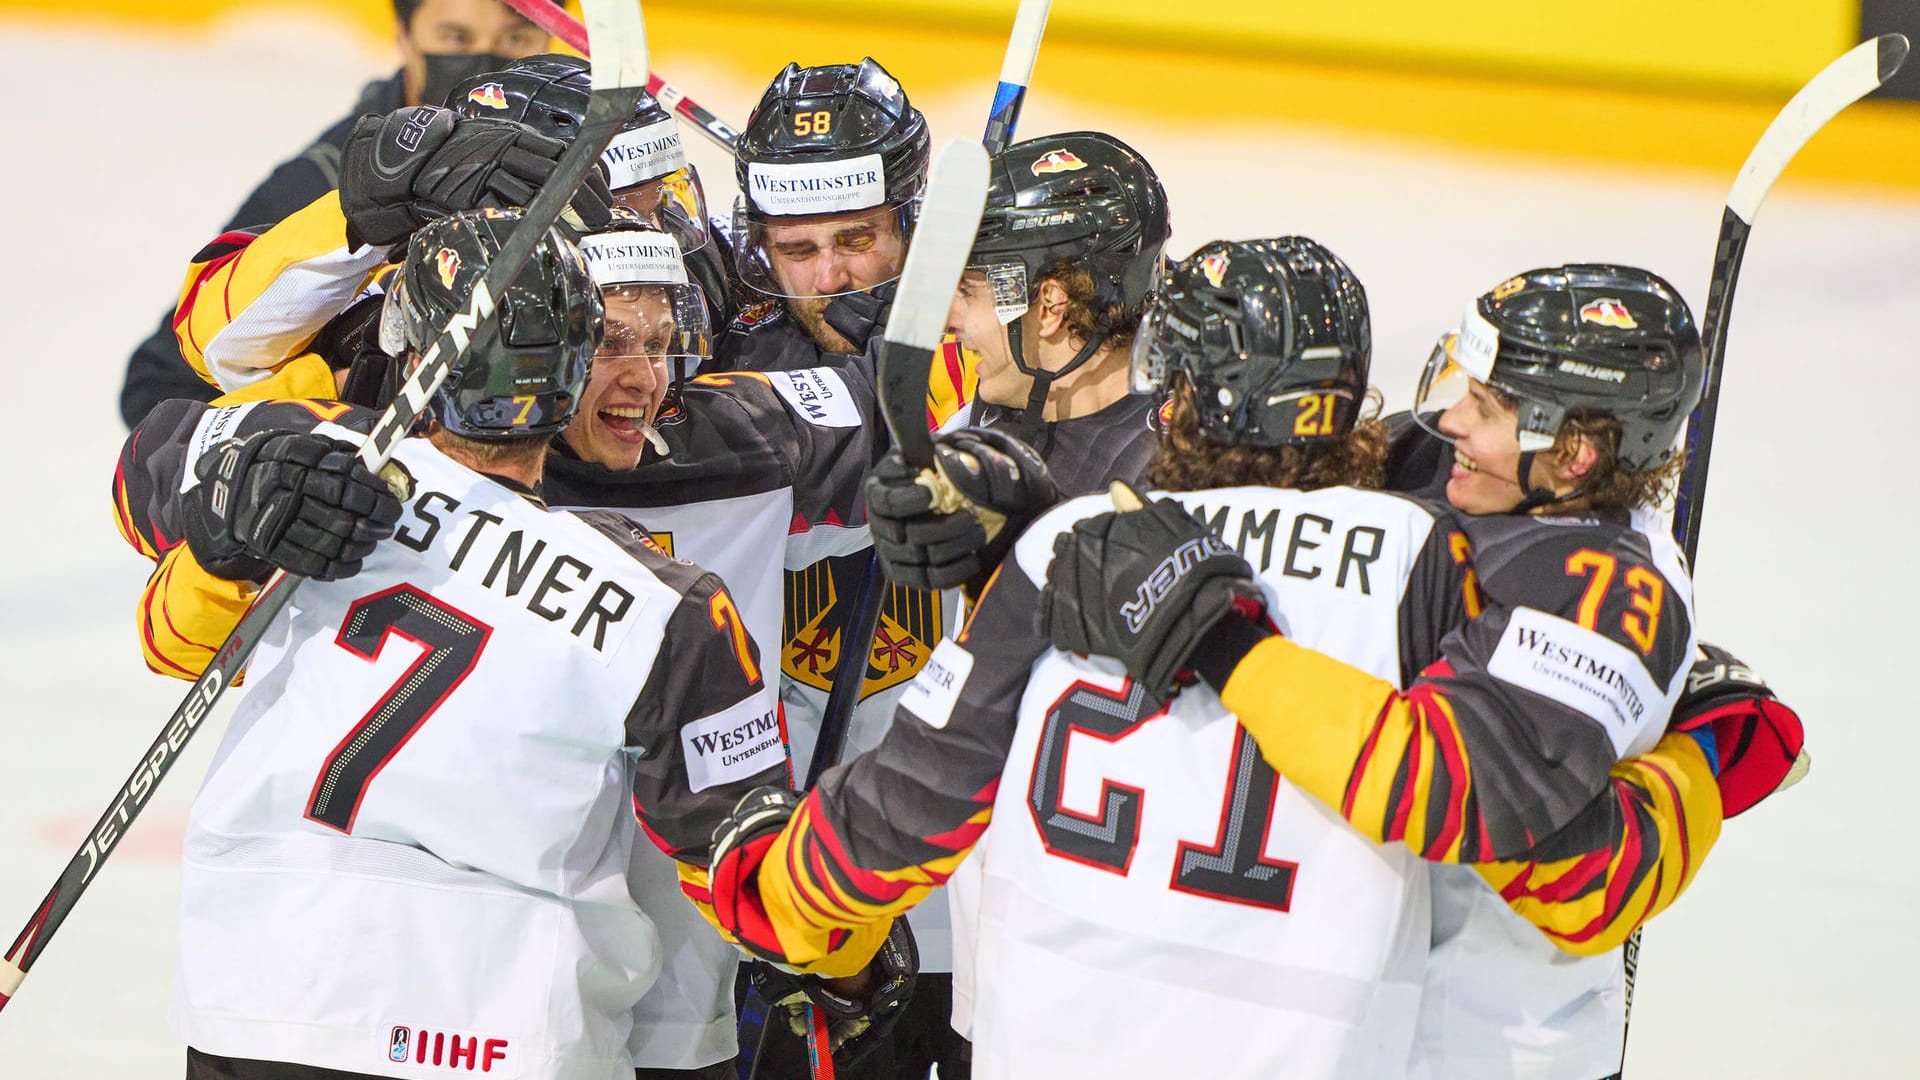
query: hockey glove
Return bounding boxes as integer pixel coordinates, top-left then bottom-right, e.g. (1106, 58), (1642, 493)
(1670, 643), (1808, 817)
(748, 916), (919, 1067)
(866, 427), (1060, 593)
(821, 280), (897, 355)
(340, 105), (613, 248)
(1042, 483), (1264, 698)
(184, 430), (404, 583)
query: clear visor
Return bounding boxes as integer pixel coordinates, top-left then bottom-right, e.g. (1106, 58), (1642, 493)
(965, 260), (1031, 326)
(731, 199), (913, 299)
(613, 166), (710, 256)
(598, 281), (712, 385)
(1130, 303), (1175, 394)
(1411, 329), (1556, 453)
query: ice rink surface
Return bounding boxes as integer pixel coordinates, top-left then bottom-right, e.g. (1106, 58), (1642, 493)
(1, 14), (1917, 1076)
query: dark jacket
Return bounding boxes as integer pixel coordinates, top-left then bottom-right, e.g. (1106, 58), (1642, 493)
(117, 73), (406, 428)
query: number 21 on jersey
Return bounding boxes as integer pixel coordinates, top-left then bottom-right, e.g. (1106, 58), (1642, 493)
(1026, 679), (1298, 911)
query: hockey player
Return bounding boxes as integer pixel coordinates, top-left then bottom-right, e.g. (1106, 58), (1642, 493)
(864, 132), (1173, 598)
(116, 0), (564, 426)
(110, 209), (899, 1080)
(712, 58), (930, 372)
(1042, 264), (1806, 1078)
(702, 238), (1478, 1076)
(448, 54), (735, 333)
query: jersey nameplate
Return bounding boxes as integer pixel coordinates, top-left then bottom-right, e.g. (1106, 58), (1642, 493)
(770, 367), (862, 428)
(899, 637), (974, 730)
(390, 487), (646, 663)
(1487, 606), (1663, 757)
(680, 689), (783, 792)
(179, 402), (261, 493)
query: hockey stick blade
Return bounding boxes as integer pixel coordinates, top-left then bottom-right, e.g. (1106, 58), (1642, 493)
(0, 0), (652, 1015)
(498, 0), (740, 151)
(1671, 33), (1907, 557)
(879, 139), (991, 468)
(983, 0), (1053, 154)
(1619, 31), (1908, 1065)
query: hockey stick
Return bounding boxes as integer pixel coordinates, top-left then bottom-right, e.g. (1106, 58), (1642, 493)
(1670, 33), (1908, 558)
(0, 0), (652, 1014)
(983, 0), (1052, 154)
(498, 0), (741, 151)
(1617, 30), (1908, 1069)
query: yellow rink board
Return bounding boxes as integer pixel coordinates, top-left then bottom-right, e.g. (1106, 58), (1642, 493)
(5, 0), (1917, 194)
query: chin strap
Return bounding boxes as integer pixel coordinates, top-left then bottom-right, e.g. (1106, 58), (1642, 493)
(1008, 317), (1109, 446)
(1511, 449), (1595, 514)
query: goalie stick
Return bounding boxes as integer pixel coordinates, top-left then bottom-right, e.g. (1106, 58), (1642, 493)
(0, 0), (654, 1015)
(498, 0), (741, 151)
(1619, 31), (1908, 1070)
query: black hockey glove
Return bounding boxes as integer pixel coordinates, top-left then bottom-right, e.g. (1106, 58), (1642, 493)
(184, 430), (404, 583)
(866, 427), (1060, 593)
(748, 917), (919, 1067)
(820, 280), (897, 355)
(339, 105), (613, 248)
(1041, 483), (1264, 698)
(1669, 643), (1808, 817)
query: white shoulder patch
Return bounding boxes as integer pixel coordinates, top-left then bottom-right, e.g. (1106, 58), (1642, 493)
(1486, 606), (1664, 758)
(898, 637), (974, 730)
(180, 402), (261, 493)
(770, 367), (862, 428)
(680, 688), (785, 793)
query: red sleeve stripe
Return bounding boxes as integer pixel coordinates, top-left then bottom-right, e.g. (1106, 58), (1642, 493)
(1500, 844), (1610, 905)
(138, 569), (203, 679)
(1643, 758), (1691, 884)
(1423, 693), (1472, 857)
(1341, 702), (1394, 822)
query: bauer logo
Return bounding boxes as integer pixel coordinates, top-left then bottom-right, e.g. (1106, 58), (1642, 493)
(746, 154), (885, 215)
(436, 248), (462, 290)
(466, 82), (509, 110)
(1556, 358), (1627, 383)
(1486, 606), (1665, 758)
(1030, 149), (1087, 175)
(770, 367), (862, 428)
(681, 689), (784, 792)
(1578, 297), (1639, 330)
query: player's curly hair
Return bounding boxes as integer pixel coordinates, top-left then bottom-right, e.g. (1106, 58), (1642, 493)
(1550, 411), (1687, 514)
(1038, 260), (1143, 356)
(1145, 378), (1389, 494)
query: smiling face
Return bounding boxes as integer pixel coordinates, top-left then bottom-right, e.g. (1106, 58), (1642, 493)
(949, 270), (1025, 406)
(560, 286), (675, 470)
(1436, 378), (1532, 515)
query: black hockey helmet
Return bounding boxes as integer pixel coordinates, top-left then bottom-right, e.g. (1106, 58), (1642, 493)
(731, 58), (929, 296)
(1415, 264), (1704, 472)
(1134, 237), (1370, 448)
(451, 54), (710, 252)
(381, 208), (602, 439)
(579, 210), (713, 385)
(967, 132), (1171, 331)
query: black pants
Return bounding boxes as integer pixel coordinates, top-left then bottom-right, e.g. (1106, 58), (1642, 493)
(187, 1047), (737, 1079)
(740, 972), (971, 1080)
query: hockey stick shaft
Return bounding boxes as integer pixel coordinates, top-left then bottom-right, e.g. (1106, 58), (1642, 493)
(0, 0), (652, 1015)
(1670, 33), (1908, 562)
(983, 0), (1052, 155)
(1618, 31), (1908, 1068)
(498, 0), (741, 152)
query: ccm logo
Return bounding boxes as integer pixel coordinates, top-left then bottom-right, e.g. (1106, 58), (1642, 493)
(388, 1026), (509, 1072)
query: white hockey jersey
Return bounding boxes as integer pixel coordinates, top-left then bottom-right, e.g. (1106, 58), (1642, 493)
(747, 484), (1477, 1079)
(125, 407), (785, 1080)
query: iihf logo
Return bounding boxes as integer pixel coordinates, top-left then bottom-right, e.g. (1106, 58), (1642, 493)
(389, 1026), (410, 1062)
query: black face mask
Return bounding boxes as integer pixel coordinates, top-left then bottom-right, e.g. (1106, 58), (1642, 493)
(419, 52), (513, 108)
